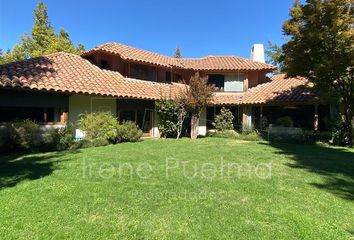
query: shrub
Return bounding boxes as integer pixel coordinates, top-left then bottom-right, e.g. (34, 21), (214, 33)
(318, 131), (333, 143)
(331, 119), (352, 146)
(155, 99), (178, 138)
(12, 120), (43, 151)
(57, 123), (75, 150)
(0, 121), (76, 154)
(238, 131), (263, 141)
(207, 130), (239, 138)
(207, 130), (263, 141)
(303, 130), (332, 144)
(91, 138), (110, 147)
(42, 127), (61, 150)
(268, 126), (305, 143)
(275, 116), (294, 127)
(116, 121), (143, 143)
(212, 107), (234, 131)
(78, 112), (118, 143)
(70, 139), (92, 149)
(42, 123), (75, 151)
(0, 123), (17, 153)
(70, 138), (109, 150)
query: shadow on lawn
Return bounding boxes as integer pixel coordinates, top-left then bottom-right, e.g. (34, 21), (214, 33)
(0, 150), (79, 190)
(262, 142), (354, 201)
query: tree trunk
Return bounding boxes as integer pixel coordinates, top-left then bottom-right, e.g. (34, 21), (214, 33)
(190, 114), (199, 139)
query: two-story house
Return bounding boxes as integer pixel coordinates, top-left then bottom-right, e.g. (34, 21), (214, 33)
(0, 42), (330, 137)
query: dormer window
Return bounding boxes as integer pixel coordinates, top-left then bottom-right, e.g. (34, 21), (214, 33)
(100, 60), (111, 70)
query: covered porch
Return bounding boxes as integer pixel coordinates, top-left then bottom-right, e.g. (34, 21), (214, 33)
(207, 103), (335, 132)
(68, 95), (158, 137)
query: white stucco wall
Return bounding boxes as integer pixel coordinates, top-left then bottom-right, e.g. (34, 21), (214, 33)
(198, 107), (207, 136)
(69, 95), (117, 124)
(152, 110), (160, 138)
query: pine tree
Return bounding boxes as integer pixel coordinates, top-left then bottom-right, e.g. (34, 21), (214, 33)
(265, 41), (283, 73)
(1, 2), (85, 64)
(174, 46), (181, 58)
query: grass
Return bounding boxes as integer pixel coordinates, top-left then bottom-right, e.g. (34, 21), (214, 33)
(0, 138), (353, 239)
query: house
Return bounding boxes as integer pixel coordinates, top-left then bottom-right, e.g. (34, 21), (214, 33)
(0, 42), (332, 137)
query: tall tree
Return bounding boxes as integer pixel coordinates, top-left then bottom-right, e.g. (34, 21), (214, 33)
(0, 2), (84, 64)
(174, 46), (182, 58)
(265, 41), (284, 73)
(181, 72), (214, 139)
(281, 0), (354, 145)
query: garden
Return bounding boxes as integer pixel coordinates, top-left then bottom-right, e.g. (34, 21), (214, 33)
(0, 138), (353, 239)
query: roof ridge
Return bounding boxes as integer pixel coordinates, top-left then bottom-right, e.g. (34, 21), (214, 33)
(82, 42), (276, 70)
(0, 52), (69, 67)
(103, 42), (173, 58)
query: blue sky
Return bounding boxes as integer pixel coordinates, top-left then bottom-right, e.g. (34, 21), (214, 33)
(0, 0), (293, 58)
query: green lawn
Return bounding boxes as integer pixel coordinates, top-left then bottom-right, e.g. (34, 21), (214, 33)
(0, 138), (353, 239)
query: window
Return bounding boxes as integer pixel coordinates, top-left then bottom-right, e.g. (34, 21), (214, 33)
(100, 60), (111, 70)
(166, 71), (172, 83)
(208, 74), (224, 91)
(173, 73), (183, 82)
(119, 111), (136, 122)
(0, 107), (57, 123)
(224, 74), (244, 92)
(129, 63), (156, 81)
(98, 106), (111, 112)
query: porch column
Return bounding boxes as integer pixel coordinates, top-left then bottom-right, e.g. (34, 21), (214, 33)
(242, 106), (252, 131)
(60, 111), (68, 124)
(314, 104), (318, 132)
(152, 106), (160, 138)
(43, 110), (48, 123)
(198, 107), (207, 136)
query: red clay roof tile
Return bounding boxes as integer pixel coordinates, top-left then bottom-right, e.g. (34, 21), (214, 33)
(83, 42), (276, 71)
(0, 52), (182, 100)
(0, 52), (315, 105)
(211, 74), (316, 105)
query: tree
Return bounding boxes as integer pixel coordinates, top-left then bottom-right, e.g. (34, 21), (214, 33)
(175, 101), (187, 139)
(265, 41), (284, 73)
(212, 107), (234, 131)
(0, 2), (85, 64)
(174, 46), (182, 58)
(155, 99), (178, 138)
(155, 99), (186, 139)
(181, 72), (214, 139)
(281, 0), (354, 146)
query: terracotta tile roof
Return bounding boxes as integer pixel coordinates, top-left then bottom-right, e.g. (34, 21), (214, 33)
(181, 56), (275, 71)
(212, 74), (316, 105)
(0, 53), (314, 105)
(83, 42), (182, 68)
(82, 42), (276, 71)
(0, 52), (183, 100)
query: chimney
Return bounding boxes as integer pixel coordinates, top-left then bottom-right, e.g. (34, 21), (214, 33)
(250, 44), (265, 63)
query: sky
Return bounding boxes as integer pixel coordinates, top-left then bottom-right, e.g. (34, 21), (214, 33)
(0, 0), (294, 59)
